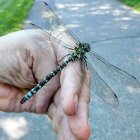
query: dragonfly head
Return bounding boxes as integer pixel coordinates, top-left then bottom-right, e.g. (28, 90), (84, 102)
(83, 43), (90, 53)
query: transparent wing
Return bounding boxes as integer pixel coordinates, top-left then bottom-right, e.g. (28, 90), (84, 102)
(88, 50), (140, 90)
(24, 24), (75, 50)
(86, 60), (119, 107)
(25, 2), (80, 49)
(43, 2), (80, 44)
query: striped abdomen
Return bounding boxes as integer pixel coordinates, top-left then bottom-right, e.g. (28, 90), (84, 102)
(20, 52), (79, 104)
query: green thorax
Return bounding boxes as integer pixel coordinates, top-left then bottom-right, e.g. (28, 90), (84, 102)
(71, 42), (90, 60)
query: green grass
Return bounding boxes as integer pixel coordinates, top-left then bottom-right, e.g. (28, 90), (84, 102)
(0, 0), (33, 36)
(120, 0), (140, 12)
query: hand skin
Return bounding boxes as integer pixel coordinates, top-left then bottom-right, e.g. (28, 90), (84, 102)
(0, 30), (91, 140)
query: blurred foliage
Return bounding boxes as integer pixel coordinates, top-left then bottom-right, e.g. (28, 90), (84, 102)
(0, 0), (33, 36)
(120, 0), (140, 11)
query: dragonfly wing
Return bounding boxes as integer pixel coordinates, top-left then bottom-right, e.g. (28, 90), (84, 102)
(87, 61), (119, 107)
(25, 2), (79, 49)
(24, 24), (75, 51)
(43, 2), (80, 43)
(88, 51), (140, 91)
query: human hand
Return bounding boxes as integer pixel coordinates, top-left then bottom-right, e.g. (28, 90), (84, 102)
(0, 30), (91, 139)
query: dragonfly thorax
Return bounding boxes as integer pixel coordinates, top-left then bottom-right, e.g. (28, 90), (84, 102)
(78, 43), (90, 54)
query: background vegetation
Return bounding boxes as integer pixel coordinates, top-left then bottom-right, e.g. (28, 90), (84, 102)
(0, 0), (33, 36)
(120, 0), (140, 11)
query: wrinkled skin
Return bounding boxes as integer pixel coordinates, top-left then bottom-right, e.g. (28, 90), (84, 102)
(0, 30), (91, 140)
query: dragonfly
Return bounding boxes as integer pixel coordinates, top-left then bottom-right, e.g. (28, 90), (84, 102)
(20, 2), (140, 107)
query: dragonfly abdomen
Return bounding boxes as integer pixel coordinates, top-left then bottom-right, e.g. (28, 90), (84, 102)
(20, 53), (79, 104)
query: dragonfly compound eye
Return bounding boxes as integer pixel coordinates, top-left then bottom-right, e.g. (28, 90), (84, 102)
(84, 43), (90, 52)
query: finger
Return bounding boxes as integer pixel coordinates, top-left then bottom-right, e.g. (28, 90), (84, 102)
(48, 89), (77, 140)
(69, 71), (91, 139)
(60, 60), (83, 116)
(53, 30), (82, 116)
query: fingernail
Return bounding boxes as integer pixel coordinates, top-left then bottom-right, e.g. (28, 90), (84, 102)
(74, 95), (78, 113)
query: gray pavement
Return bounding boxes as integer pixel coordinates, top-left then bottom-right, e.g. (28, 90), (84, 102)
(0, 0), (140, 140)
